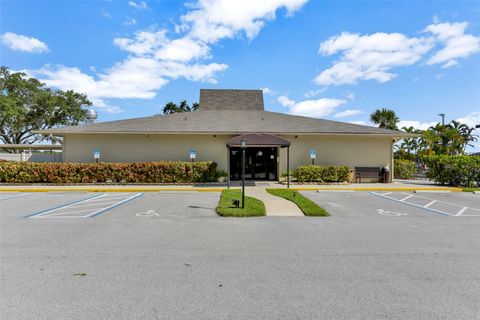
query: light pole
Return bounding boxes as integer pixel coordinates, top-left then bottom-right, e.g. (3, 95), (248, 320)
(241, 139), (246, 209)
(438, 113), (445, 126)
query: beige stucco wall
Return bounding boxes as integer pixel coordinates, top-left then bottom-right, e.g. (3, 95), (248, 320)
(278, 135), (393, 181)
(63, 134), (234, 170)
(63, 133), (393, 180)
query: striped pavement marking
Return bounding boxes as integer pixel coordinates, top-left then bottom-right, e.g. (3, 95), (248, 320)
(25, 193), (143, 219)
(0, 193), (32, 201)
(371, 192), (480, 217)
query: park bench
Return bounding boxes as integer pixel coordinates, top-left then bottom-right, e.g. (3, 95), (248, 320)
(355, 167), (384, 183)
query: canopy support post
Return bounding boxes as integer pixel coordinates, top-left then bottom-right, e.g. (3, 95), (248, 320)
(227, 146), (230, 188)
(287, 146), (290, 189)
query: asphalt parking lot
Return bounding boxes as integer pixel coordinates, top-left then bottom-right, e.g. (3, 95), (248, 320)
(1, 190), (479, 320)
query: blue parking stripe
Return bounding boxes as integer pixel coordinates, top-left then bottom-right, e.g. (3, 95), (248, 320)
(0, 193), (32, 201)
(89, 193), (143, 217)
(24, 193), (106, 218)
(370, 192), (450, 217)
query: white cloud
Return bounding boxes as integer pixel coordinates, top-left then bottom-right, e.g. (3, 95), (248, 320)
(154, 37), (210, 61)
(333, 109), (363, 118)
(278, 95), (295, 107)
(290, 98), (346, 117)
(123, 17), (137, 26)
(398, 120), (437, 130)
(441, 60), (458, 68)
(114, 30), (168, 56)
(349, 120), (369, 126)
(128, 1), (148, 10)
(304, 87), (327, 98)
(315, 31), (434, 85)
(457, 111), (480, 128)
(261, 87), (272, 94)
(345, 92), (355, 101)
(425, 22), (480, 68)
(180, 0), (308, 43)
(314, 21), (480, 86)
(1, 32), (48, 53)
(30, 0), (307, 113)
(278, 95), (346, 117)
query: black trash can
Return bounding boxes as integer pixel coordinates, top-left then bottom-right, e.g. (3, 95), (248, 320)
(382, 166), (390, 183)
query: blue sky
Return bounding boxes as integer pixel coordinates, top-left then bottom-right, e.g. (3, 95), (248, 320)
(1, 0), (480, 150)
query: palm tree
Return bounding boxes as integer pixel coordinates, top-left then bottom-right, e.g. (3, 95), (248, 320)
(370, 108), (399, 130)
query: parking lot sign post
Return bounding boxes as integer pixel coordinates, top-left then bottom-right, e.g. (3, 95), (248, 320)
(310, 149), (316, 165)
(93, 148), (100, 163)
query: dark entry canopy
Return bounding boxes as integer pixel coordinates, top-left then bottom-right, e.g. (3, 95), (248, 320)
(226, 133), (290, 148)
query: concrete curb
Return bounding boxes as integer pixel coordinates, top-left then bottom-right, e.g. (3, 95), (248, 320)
(291, 187), (462, 192)
(0, 187), (227, 193)
(0, 186), (462, 193)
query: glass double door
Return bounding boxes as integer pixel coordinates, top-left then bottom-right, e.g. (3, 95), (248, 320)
(230, 147), (278, 181)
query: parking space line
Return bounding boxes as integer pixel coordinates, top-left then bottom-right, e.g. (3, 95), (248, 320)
(456, 207), (469, 216)
(424, 200), (437, 208)
(0, 193), (32, 201)
(29, 193), (143, 219)
(370, 192), (451, 216)
(87, 194), (133, 202)
(88, 193), (143, 217)
(400, 194), (414, 201)
(67, 200), (120, 209)
(24, 194), (106, 218)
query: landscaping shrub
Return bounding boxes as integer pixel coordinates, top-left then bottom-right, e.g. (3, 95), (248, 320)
(422, 155), (480, 187)
(293, 165), (349, 183)
(394, 159), (417, 180)
(0, 161), (217, 184)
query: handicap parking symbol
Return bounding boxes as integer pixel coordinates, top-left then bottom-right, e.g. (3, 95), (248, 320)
(376, 209), (407, 217)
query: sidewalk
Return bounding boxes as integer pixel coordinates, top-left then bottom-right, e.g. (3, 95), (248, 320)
(245, 187), (303, 217)
(0, 180), (462, 192)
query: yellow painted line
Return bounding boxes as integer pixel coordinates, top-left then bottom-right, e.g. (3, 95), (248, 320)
(0, 187), (226, 193)
(291, 187), (462, 192)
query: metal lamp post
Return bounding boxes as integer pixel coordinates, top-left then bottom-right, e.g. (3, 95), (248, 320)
(241, 139), (246, 209)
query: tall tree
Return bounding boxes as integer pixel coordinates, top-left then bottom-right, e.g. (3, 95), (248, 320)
(370, 108), (399, 130)
(162, 100), (199, 114)
(0, 67), (90, 148)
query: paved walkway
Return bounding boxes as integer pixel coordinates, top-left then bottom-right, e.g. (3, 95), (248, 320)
(245, 187), (304, 217)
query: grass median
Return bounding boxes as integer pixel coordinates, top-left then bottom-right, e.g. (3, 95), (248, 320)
(216, 189), (266, 217)
(266, 188), (330, 216)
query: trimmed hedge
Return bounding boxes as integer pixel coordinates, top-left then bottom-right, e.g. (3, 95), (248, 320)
(0, 161), (217, 184)
(394, 159), (417, 180)
(422, 155), (480, 187)
(293, 165), (350, 183)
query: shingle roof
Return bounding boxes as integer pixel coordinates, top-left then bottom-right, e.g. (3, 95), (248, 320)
(199, 89), (264, 111)
(36, 110), (408, 136)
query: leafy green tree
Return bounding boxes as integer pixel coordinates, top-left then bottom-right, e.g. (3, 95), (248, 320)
(162, 100), (199, 114)
(369, 108), (399, 130)
(0, 66), (90, 148)
(415, 121), (477, 156)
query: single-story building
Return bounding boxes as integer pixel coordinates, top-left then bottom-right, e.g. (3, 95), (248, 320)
(38, 89), (409, 182)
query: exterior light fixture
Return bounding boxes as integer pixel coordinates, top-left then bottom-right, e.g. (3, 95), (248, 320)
(309, 149), (317, 165)
(93, 148), (101, 163)
(189, 148), (197, 162)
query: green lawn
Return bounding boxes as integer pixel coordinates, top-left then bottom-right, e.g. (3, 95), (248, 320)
(266, 188), (330, 216)
(463, 188), (479, 192)
(216, 189), (266, 217)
